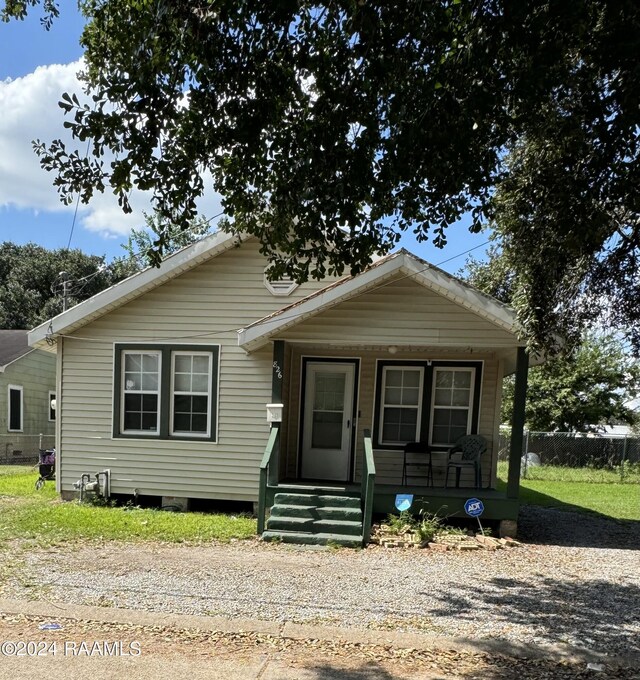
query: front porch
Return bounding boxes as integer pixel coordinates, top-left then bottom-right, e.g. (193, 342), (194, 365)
(259, 417), (526, 546)
(247, 254), (530, 546)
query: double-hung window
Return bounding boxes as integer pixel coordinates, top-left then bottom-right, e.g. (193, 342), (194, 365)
(114, 345), (219, 441)
(430, 368), (475, 446)
(121, 351), (161, 435)
(374, 361), (481, 449)
(379, 367), (424, 445)
(171, 352), (212, 437)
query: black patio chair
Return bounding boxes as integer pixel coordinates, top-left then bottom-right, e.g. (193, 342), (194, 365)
(444, 434), (487, 488)
(402, 441), (433, 487)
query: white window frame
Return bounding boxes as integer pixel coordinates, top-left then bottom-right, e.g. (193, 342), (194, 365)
(169, 350), (213, 439)
(378, 366), (424, 446)
(120, 350), (162, 436)
(429, 367), (475, 446)
(7, 384), (23, 432)
(48, 390), (56, 422)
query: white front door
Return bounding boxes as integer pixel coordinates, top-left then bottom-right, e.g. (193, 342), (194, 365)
(301, 362), (355, 481)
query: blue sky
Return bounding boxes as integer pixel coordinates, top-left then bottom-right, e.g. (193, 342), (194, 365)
(0, 2), (489, 273)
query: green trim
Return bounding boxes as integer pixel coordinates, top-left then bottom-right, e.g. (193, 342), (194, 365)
(113, 343), (219, 442)
(373, 360), (483, 451)
(361, 429), (376, 545)
(272, 340), (285, 404)
(372, 489), (519, 520)
(258, 423), (280, 534)
(507, 347), (529, 499)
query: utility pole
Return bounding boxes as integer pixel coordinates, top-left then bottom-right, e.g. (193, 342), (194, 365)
(59, 271), (70, 312)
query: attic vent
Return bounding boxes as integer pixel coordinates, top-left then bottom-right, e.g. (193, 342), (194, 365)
(264, 270), (299, 296)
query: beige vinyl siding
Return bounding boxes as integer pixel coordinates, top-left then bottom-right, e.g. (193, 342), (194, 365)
(282, 277), (517, 348)
(286, 346), (501, 489)
(0, 350), (56, 435)
(58, 240), (341, 501)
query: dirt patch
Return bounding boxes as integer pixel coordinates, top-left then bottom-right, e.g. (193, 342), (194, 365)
(0, 613), (634, 679)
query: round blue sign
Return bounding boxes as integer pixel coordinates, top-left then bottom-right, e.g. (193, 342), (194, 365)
(464, 498), (484, 517)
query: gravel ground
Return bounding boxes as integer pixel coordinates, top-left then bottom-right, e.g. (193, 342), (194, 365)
(1, 506), (638, 660)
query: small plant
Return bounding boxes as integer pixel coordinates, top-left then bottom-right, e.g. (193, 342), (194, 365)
(385, 510), (416, 535)
(80, 495), (115, 508)
(415, 509), (445, 544)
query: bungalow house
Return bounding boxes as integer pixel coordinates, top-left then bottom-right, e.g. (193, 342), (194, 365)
(0, 330), (56, 463)
(28, 232), (529, 545)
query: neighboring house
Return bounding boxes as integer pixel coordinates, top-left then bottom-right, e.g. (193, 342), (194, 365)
(29, 233), (530, 544)
(0, 330), (56, 463)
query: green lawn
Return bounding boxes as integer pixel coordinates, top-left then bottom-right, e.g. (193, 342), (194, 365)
(0, 467), (257, 546)
(496, 463), (639, 521)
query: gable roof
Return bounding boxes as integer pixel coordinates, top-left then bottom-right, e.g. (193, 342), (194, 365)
(0, 330), (33, 369)
(29, 229), (242, 348)
(238, 249), (520, 352)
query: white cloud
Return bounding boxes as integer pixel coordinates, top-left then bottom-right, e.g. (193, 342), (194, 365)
(0, 61), (223, 239)
(0, 61), (84, 211)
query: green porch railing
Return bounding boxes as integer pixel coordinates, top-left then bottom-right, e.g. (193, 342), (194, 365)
(361, 429), (376, 546)
(257, 424), (280, 535)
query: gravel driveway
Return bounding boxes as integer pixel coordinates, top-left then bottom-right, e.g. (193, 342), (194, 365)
(2, 506), (638, 659)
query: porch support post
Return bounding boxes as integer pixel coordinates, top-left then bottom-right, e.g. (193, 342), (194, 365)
(507, 346), (529, 499)
(268, 340), (285, 486)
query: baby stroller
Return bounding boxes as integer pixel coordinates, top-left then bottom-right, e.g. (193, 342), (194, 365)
(35, 448), (55, 490)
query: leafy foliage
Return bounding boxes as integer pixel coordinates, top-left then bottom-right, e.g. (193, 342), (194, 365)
(113, 213), (216, 273)
(1, 0), (59, 28)
(500, 335), (640, 432)
(0, 242), (126, 329)
(6, 1), (640, 353)
(461, 243), (516, 306)
(466, 248), (640, 431)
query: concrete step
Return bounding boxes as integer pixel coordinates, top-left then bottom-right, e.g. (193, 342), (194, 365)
(269, 504), (363, 522)
(273, 493), (361, 509)
(262, 531), (363, 548)
(266, 516), (363, 536)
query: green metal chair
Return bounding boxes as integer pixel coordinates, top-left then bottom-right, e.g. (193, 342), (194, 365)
(445, 434), (487, 488)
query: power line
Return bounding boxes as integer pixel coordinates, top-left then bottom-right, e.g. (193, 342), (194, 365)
(66, 139), (91, 250)
(57, 210), (228, 302)
(51, 238), (493, 345)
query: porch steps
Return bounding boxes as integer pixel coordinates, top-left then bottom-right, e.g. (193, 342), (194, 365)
(263, 492), (363, 548)
(270, 504), (362, 522)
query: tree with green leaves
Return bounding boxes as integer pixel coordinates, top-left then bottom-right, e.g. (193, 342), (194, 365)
(112, 213), (216, 276)
(4, 0), (640, 355)
(464, 248), (640, 431)
(501, 335), (639, 432)
(0, 242), (125, 329)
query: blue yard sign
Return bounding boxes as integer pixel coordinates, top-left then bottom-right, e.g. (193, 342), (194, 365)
(395, 494), (414, 512)
(464, 498), (485, 517)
